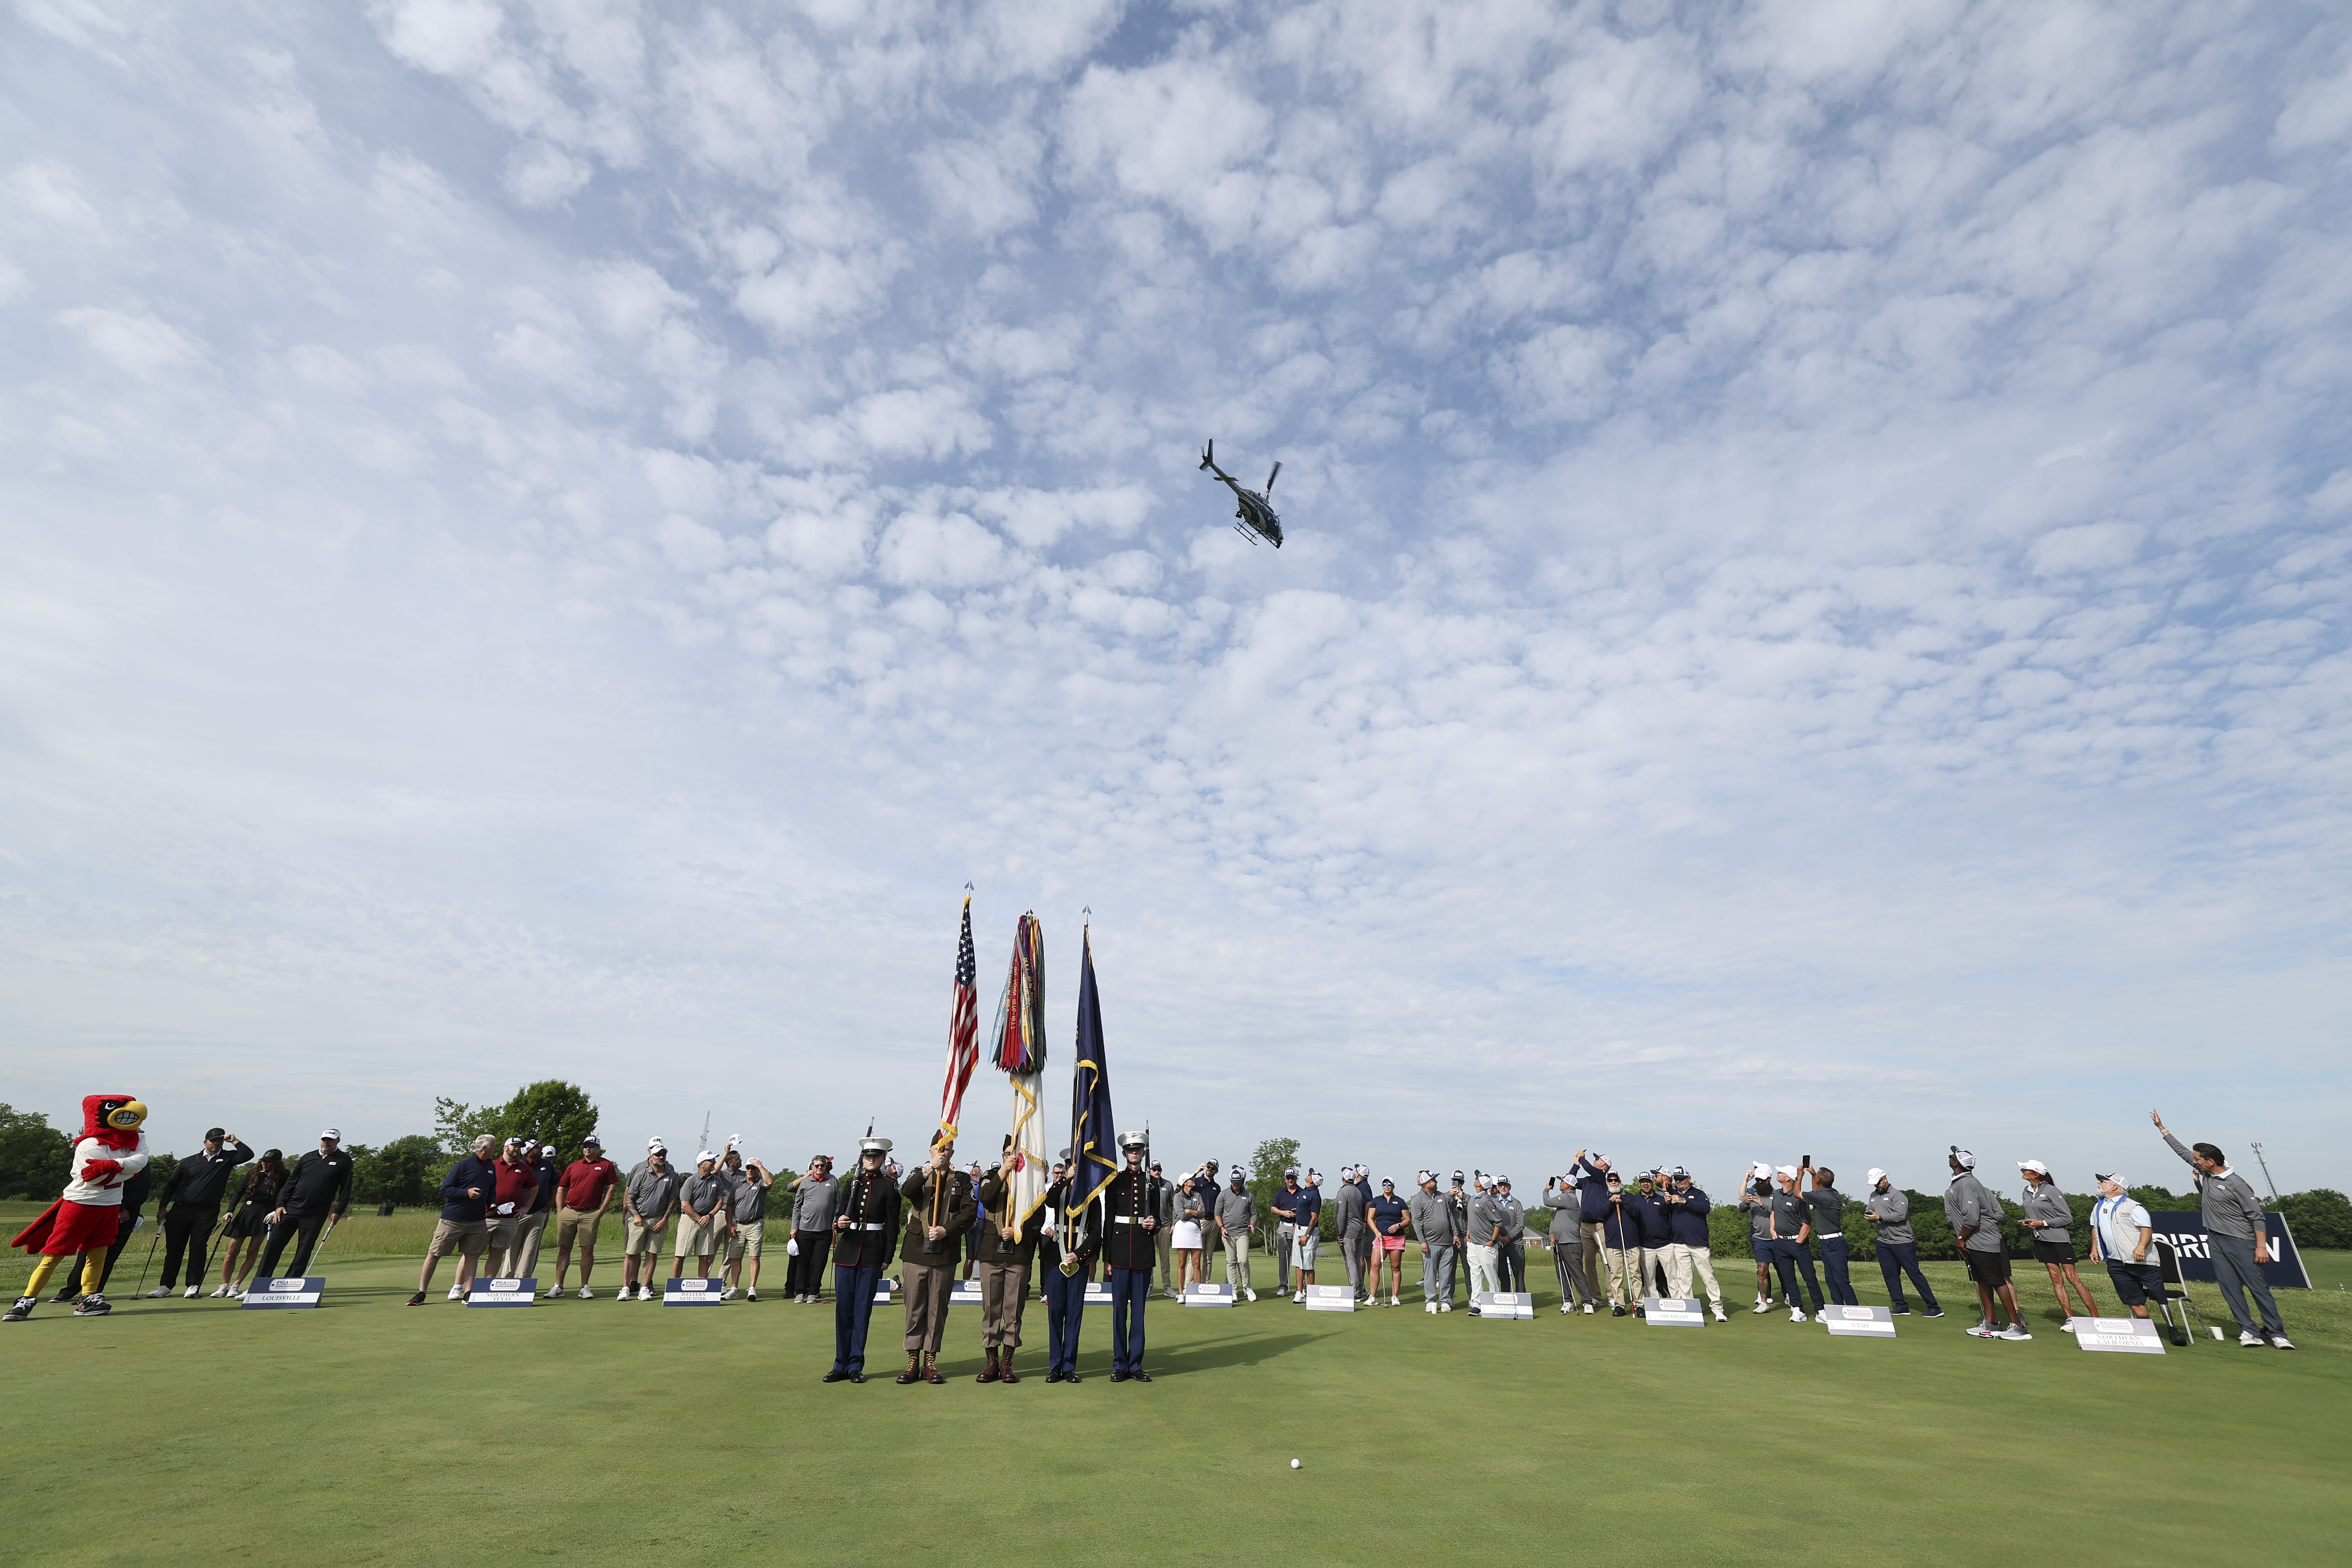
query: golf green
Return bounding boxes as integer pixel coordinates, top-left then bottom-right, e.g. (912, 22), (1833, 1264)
(6, 1244), (2346, 1565)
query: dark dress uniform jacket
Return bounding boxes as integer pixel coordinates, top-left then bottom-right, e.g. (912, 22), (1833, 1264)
(974, 1168), (1046, 1267)
(897, 1167), (979, 1268)
(829, 1167), (904, 1269)
(1099, 1168), (1164, 1271)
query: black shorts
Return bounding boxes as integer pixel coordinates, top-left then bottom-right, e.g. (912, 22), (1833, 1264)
(2105, 1260), (2163, 1307)
(2031, 1238), (2074, 1266)
(1964, 1249), (2011, 1287)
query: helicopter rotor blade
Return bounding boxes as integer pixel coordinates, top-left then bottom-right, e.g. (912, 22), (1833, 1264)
(1265, 461), (1280, 493)
(1200, 439), (1214, 471)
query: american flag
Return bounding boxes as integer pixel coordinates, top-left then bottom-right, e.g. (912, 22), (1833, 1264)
(939, 896), (980, 1134)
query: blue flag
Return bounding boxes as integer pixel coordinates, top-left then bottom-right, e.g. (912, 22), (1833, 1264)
(1069, 926), (1118, 1210)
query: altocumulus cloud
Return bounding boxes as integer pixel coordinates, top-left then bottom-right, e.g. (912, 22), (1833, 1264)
(1, 0), (2347, 1191)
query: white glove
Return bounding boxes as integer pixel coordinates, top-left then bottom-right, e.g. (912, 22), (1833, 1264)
(496, 1202), (516, 1216)
(785, 1236), (799, 1255)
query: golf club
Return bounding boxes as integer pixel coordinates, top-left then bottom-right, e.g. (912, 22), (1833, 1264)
(133, 1217), (163, 1296)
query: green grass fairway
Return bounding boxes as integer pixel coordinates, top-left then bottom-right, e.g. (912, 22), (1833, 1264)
(7, 1234), (2347, 1566)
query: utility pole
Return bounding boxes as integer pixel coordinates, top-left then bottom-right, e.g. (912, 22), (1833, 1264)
(700, 1111), (712, 1158)
(2248, 1142), (2280, 1203)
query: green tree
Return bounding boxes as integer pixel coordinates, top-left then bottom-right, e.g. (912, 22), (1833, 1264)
(1246, 1136), (1300, 1240)
(434, 1082), (599, 1161)
(0, 1103), (71, 1200)
(352, 1134), (442, 1207)
(2277, 1189), (2352, 1250)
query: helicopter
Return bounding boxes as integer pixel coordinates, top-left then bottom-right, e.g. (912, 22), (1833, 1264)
(1199, 440), (1283, 547)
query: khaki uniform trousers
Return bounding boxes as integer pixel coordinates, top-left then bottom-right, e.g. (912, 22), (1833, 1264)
(1667, 1242), (1723, 1307)
(903, 1261), (954, 1355)
(977, 1259), (1029, 1349)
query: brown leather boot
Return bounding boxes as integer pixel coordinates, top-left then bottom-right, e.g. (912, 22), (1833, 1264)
(976, 1347), (1001, 1383)
(998, 1350), (1020, 1384)
(922, 1354), (945, 1385)
(895, 1352), (922, 1385)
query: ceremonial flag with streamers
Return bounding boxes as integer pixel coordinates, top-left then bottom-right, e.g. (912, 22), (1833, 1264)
(938, 895), (980, 1138)
(1069, 924), (1118, 1209)
(995, 911), (1048, 1228)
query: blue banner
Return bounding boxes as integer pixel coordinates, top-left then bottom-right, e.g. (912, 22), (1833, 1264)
(2143, 1212), (2309, 1289)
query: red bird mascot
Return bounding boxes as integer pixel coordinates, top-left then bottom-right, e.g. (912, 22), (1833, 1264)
(8, 1094), (151, 1320)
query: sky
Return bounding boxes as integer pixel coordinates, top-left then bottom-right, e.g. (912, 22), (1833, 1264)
(2, 0), (2347, 1199)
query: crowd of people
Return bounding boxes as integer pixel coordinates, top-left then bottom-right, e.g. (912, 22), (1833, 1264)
(7, 1103), (2299, 1364)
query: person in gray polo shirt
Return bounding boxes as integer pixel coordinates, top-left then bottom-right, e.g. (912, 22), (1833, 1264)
(1944, 1147), (2028, 1340)
(1542, 1173), (1594, 1316)
(1861, 1170), (1941, 1318)
(1216, 1169), (1258, 1301)
(2153, 1112), (2293, 1349)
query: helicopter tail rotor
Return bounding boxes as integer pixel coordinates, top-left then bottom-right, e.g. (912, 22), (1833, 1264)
(1199, 439), (1215, 472)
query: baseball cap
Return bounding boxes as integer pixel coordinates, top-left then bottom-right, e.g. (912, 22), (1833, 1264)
(1416, 1169), (1433, 1184)
(1306, 1169), (1322, 1183)
(1950, 1146), (1976, 1169)
(583, 1134), (603, 1147)
(1381, 1176), (1396, 1188)
(1604, 1171), (1621, 1184)
(319, 1127), (342, 1140)
(648, 1136), (664, 1147)
(1494, 1175), (1510, 1187)
(1775, 1165), (1797, 1179)
(649, 1140), (668, 1154)
(504, 1135), (525, 1147)
(2094, 1171), (2126, 1188)
(2018, 1159), (2049, 1176)
(541, 1144), (557, 1157)
(1283, 1167), (1298, 1179)
(205, 1126), (227, 1142)
(1750, 1161), (1773, 1179)
(1670, 1165), (1689, 1178)
(1451, 1168), (1465, 1181)
(696, 1149), (717, 1164)
(1866, 1168), (1887, 1186)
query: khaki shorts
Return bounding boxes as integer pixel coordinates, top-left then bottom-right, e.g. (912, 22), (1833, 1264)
(726, 1220), (763, 1261)
(624, 1217), (667, 1257)
(557, 1207), (604, 1251)
(429, 1217), (488, 1258)
(674, 1216), (719, 1258)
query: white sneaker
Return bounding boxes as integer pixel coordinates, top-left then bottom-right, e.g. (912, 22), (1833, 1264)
(145, 1287), (171, 1298)
(227, 1288), (243, 1299)
(1712, 1304), (1727, 1321)
(719, 1286), (737, 1300)
(1967, 1321), (1996, 1338)
(2239, 1330), (2265, 1346)
(1752, 1299), (1769, 1314)
(1293, 1290), (1305, 1303)
(1997, 1323), (2033, 1341)
(545, 1283), (565, 1299)
(1559, 1303), (1571, 1315)
(1813, 1309), (1829, 1323)
(1789, 1307), (1806, 1323)
(1389, 1295), (1401, 1307)
(447, 1285), (464, 1300)
(577, 1285), (593, 1299)
(185, 1286), (200, 1298)
(746, 1288), (757, 1301)
(1583, 1301), (1595, 1314)
(1439, 1303), (1451, 1312)
(2271, 1335), (2296, 1350)
(1245, 1289), (1257, 1302)
(2058, 1317), (2074, 1332)
(208, 1285), (227, 1298)
(1434, 1303), (1446, 1315)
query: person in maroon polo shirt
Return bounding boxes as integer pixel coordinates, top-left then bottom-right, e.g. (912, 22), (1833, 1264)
(547, 1135), (620, 1299)
(486, 1138), (542, 1278)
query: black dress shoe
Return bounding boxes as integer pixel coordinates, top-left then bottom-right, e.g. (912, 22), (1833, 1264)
(1130, 1370), (1152, 1383)
(849, 1372), (867, 1383)
(822, 1369), (851, 1383)
(1063, 1372), (1082, 1384)
(1044, 1368), (1063, 1382)
(1109, 1370), (1130, 1383)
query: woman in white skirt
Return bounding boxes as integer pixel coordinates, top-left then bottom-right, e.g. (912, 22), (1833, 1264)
(1172, 1173), (1207, 1292)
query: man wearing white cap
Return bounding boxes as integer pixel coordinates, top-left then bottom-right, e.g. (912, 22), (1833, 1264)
(1944, 1147), (2029, 1339)
(1861, 1170), (1941, 1317)
(1336, 1165), (1372, 1304)
(2087, 1173), (2164, 1329)
(1413, 1172), (1461, 1314)
(1217, 1166), (1257, 1301)
(671, 1151), (729, 1285)
(620, 1141), (679, 1301)
(256, 1127), (354, 1279)
(2019, 1159), (2098, 1330)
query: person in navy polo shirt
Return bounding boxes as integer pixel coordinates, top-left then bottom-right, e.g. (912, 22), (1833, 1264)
(410, 1134), (497, 1305)
(1289, 1171), (1324, 1302)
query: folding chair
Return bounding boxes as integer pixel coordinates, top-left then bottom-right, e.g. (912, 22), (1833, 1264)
(2150, 1240), (2206, 1348)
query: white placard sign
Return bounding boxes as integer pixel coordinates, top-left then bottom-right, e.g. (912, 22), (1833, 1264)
(949, 1279), (984, 1306)
(1304, 1284), (1357, 1313)
(1083, 1281), (1113, 1305)
(468, 1277), (537, 1307)
(1471, 1291), (1533, 1319)
(663, 1278), (724, 1305)
(1183, 1282), (1234, 1307)
(1823, 1305), (1896, 1338)
(1643, 1295), (1706, 1326)
(240, 1276), (323, 1309)
(2074, 1316), (2166, 1354)
(873, 1276), (898, 1304)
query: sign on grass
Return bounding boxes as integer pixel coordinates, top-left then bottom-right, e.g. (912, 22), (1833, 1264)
(2144, 1213), (2309, 1289)
(240, 1277), (323, 1309)
(664, 1278), (723, 1305)
(1304, 1284), (1356, 1312)
(1643, 1296), (1705, 1326)
(1823, 1305), (1896, 1338)
(2074, 1316), (2166, 1354)
(468, 1277), (536, 1307)
(1083, 1280), (1113, 1304)
(1471, 1291), (1533, 1319)
(950, 1279), (984, 1306)
(1183, 1282), (1234, 1307)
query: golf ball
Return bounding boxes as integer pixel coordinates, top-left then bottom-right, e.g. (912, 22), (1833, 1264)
(1289, 1459), (1301, 1469)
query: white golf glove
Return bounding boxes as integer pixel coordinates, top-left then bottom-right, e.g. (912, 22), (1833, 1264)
(495, 1202), (516, 1216)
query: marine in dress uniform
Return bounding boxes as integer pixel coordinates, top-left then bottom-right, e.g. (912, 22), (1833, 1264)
(973, 1140), (1046, 1383)
(1099, 1131), (1163, 1382)
(1042, 1158), (1103, 1383)
(897, 1134), (978, 1385)
(824, 1136), (902, 1383)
